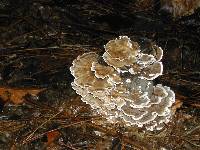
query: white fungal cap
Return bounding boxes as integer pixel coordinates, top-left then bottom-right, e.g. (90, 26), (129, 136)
(140, 62), (163, 80)
(104, 36), (139, 60)
(70, 36), (175, 131)
(91, 62), (114, 79)
(103, 36), (139, 68)
(137, 53), (156, 67)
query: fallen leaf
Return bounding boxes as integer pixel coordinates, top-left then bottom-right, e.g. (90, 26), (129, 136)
(46, 131), (60, 145)
(0, 87), (45, 104)
(172, 99), (183, 113)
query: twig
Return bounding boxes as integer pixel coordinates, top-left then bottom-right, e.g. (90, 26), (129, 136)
(184, 125), (200, 136)
(22, 110), (62, 144)
(22, 117), (99, 144)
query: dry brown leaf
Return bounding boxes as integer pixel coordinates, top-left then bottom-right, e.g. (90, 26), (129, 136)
(46, 131), (60, 145)
(0, 87), (45, 104)
(172, 99), (183, 113)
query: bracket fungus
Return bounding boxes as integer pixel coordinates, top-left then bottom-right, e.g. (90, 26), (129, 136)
(70, 36), (175, 131)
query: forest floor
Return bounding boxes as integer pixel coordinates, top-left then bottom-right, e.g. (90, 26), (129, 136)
(0, 0), (200, 149)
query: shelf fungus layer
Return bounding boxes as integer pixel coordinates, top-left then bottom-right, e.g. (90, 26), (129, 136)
(70, 36), (175, 131)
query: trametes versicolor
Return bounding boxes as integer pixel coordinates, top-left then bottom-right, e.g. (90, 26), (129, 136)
(70, 36), (175, 131)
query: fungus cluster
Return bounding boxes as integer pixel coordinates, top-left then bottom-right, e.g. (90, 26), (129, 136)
(70, 36), (175, 131)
